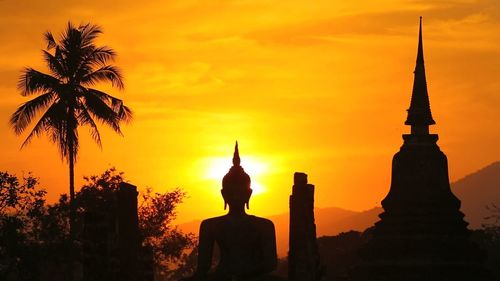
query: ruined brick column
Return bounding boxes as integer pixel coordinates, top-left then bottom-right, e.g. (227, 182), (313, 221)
(83, 210), (110, 281)
(116, 182), (139, 281)
(288, 172), (321, 281)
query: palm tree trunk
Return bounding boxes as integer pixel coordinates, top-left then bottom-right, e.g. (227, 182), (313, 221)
(69, 142), (75, 239)
(69, 142), (76, 277)
(67, 109), (78, 281)
(69, 143), (77, 280)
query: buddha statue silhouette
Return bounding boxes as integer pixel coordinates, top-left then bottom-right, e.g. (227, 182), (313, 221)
(184, 142), (278, 281)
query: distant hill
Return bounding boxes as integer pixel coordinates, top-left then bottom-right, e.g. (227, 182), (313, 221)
(179, 206), (382, 257)
(452, 161), (500, 229)
(270, 206), (382, 257)
(179, 161), (500, 257)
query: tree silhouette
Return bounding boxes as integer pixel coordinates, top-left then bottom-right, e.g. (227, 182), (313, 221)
(0, 171), (48, 280)
(78, 168), (195, 278)
(0, 169), (195, 280)
(9, 22), (132, 244)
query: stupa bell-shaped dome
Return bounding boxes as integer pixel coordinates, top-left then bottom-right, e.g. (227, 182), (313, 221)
(222, 142), (251, 194)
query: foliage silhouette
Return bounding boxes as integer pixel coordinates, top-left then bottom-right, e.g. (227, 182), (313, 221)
(9, 22), (132, 244)
(0, 169), (193, 281)
(0, 171), (46, 216)
(474, 205), (500, 279)
(317, 230), (369, 281)
(312, 227), (500, 281)
(79, 168), (195, 279)
(0, 171), (58, 281)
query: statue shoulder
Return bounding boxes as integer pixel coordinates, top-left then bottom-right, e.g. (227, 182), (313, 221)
(200, 216), (223, 223)
(250, 216), (275, 229)
(199, 216), (226, 228)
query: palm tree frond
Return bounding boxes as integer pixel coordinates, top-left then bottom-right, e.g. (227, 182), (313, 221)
(44, 31), (57, 50)
(19, 100), (67, 153)
(10, 92), (57, 135)
(18, 68), (61, 96)
(73, 47), (116, 84)
(51, 125), (79, 162)
(88, 46), (116, 66)
(118, 104), (133, 123)
(62, 114), (79, 161)
(20, 101), (60, 148)
(83, 91), (122, 135)
(79, 23), (102, 47)
(85, 88), (132, 122)
(42, 50), (66, 78)
(78, 107), (102, 148)
(50, 107), (77, 160)
(81, 65), (124, 89)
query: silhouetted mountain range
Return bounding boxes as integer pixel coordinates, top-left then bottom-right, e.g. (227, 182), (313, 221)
(453, 161), (500, 229)
(179, 161), (499, 257)
(179, 206), (380, 257)
(271, 206), (381, 257)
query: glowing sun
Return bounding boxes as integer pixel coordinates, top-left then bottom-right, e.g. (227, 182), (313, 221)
(204, 156), (268, 195)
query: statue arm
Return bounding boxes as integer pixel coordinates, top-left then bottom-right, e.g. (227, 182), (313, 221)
(194, 220), (215, 278)
(261, 221), (278, 273)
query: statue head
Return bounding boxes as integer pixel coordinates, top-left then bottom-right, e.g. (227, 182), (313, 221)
(221, 142), (252, 210)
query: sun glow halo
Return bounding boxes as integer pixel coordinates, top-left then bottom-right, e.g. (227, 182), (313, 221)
(204, 156), (268, 195)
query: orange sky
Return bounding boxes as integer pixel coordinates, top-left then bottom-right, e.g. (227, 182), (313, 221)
(0, 0), (499, 224)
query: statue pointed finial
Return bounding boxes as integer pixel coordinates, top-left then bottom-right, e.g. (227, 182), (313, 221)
(233, 141), (241, 166)
(405, 16), (436, 134)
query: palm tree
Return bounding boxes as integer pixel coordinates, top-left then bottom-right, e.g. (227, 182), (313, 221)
(10, 22), (132, 240)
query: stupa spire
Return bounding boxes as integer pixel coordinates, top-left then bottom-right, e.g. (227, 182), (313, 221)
(232, 141), (241, 166)
(405, 17), (435, 134)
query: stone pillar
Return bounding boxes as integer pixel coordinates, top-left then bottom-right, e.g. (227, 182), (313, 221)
(83, 211), (110, 281)
(116, 182), (139, 281)
(138, 245), (155, 281)
(288, 172), (322, 281)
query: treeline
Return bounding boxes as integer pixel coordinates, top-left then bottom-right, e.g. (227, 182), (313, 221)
(0, 168), (196, 281)
(316, 225), (500, 280)
(272, 219), (500, 280)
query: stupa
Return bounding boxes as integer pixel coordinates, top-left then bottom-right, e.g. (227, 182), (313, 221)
(352, 18), (489, 281)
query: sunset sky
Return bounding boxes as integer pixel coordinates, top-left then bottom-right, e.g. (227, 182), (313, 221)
(0, 0), (499, 224)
